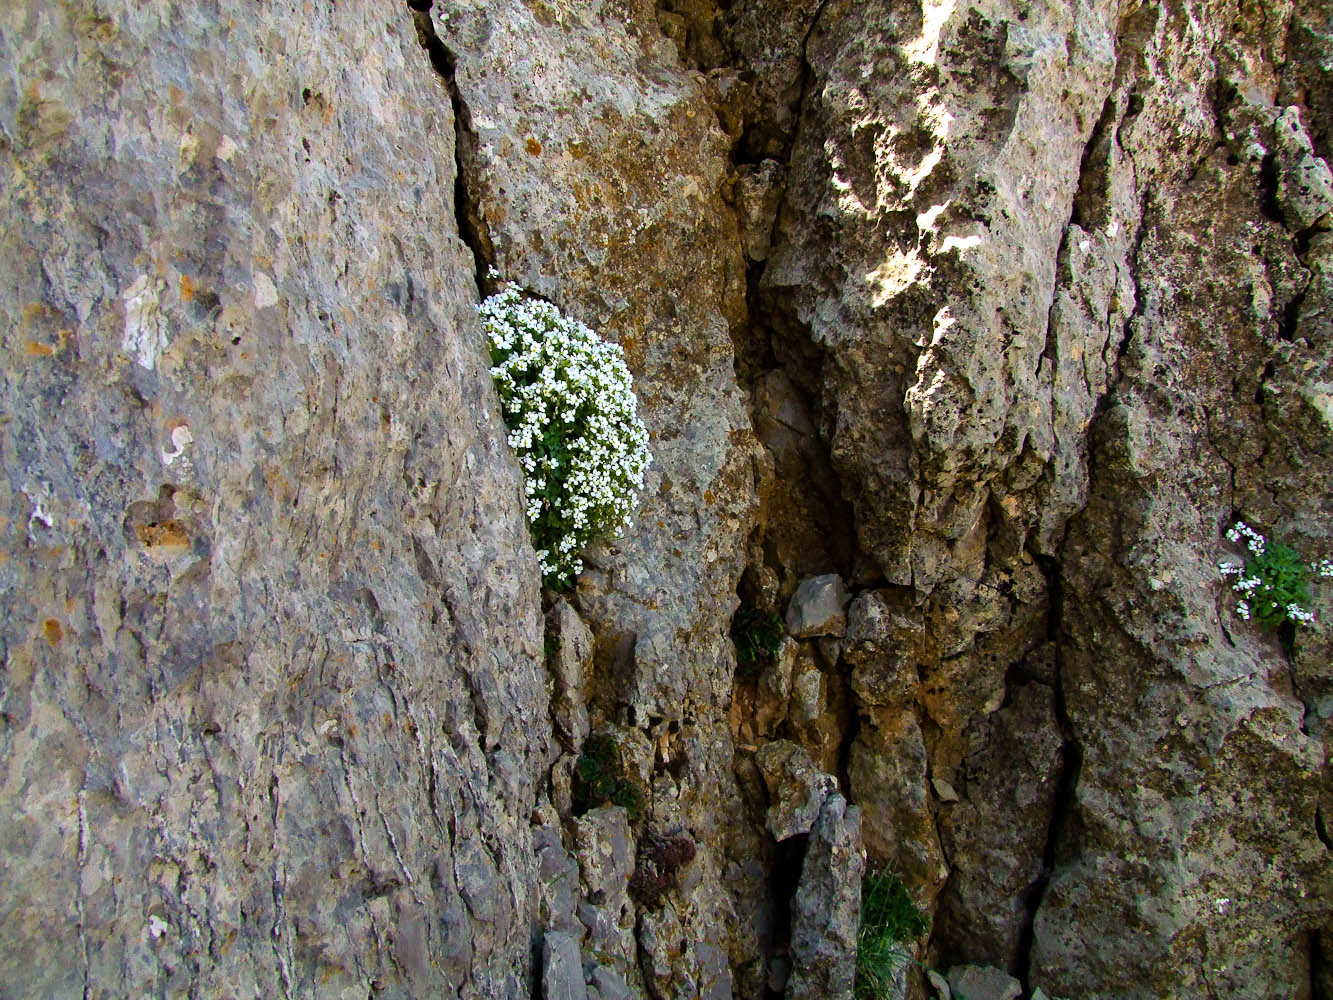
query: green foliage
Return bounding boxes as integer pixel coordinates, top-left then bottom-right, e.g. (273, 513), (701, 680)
(730, 606), (785, 668)
(573, 733), (645, 820)
(856, 869), (930, 1000)
(1244, 541), (1314, 628)
(1221, 521), (1329, 629)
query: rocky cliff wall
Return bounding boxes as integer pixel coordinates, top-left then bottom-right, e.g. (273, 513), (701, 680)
(1, 3), (549, 995)
(1, 0), (1331, 998)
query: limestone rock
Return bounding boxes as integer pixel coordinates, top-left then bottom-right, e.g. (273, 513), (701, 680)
(5, 0), (1333, 997)
(722, 0), (826, 159)
(586, 965), (636, 1000)
(1274, 106), (1333, 229)
(543, 931), (589, 1000)
(638, 902), (698, 1000)
(844, 589), (923, 709)
(850, 709), (948, 904)
(1031, 63), (1332, 994)
(753, 740), (836, 841)
(783, 643), (851, 776)
(751, 370), (855, 585)
(735, 160), (785, 263)
(786, 794), (864, 1000)
(754, 637), (796, 737)
(786, 574), (851, 638)
(763, 0), (1122, 590)
(0, 2), (548, 996)
(536, 824), (583, 939)
(945, 965), (1023, 1000)
(547, 599), (594, 751)
(437, 8), (762, 989)
(935, 684), (1065, 970)
(574, 807), (639, 989)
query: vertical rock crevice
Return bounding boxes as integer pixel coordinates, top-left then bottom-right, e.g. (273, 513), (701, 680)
(1014, 553), (1081, 991)
(408, 2), (493, 295)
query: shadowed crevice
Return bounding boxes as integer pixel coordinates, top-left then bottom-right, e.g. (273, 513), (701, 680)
(408, 2), (494, 297)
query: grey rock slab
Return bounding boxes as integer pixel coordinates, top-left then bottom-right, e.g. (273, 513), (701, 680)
(753, 740), (837, 841)
(1275, 105), (1333, 229)
(735, 160), (786, 263)
(536, 824), (583, 938)
(1033, 70), (1332, 996)
(0, 1), (550, 996)
(572, 807), (637, 985)
(786, 574), (852, 638)
(543, 931), (589, 1000)
(934, 684), (1064, 969)
(586, 964), (635, 1000)
(945, 965), (1022, 1000)
(441, 3), (761, 989)
(547, 599), (593, 751)
(844, 589), (922, 709)
(785, 794), (864, 1000)
(850, 709), (948, 903)
(754, 637), (796, 737)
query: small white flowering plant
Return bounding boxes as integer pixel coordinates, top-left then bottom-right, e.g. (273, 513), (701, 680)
(1219, 521), (1332, 629)
(479, 286), (651, 589)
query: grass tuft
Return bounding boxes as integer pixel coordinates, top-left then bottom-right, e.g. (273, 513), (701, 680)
(855, 869), (930, 999)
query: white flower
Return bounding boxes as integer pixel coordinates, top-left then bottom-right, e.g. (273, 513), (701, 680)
(480, 286), (652, 588)
(1287, 603), (1315, 623)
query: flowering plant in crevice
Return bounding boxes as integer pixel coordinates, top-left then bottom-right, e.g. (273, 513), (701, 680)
(1218, 520), (1332, 629)
(479, 286), (651, 589)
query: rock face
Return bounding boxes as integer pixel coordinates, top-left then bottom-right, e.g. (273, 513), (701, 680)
(0, 1), (549, 996)
(786, 794), (864, 1000)
(3, 0), (1333, 998)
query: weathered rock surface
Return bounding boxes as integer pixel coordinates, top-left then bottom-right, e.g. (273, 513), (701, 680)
(753, 0), (1333, 995)
(850, 707), (949, 904)
(785, 573), (851, 638)
(574, 806), (640, 992)
(1024, 4), (1333, 997)
(0, 1), (549, 995)
(786, 793), (864, 1000)
(544, 931), (591, 1000)
(4, 0), (1333, 997)
(753, 739), (837, 840)
(435, 3), (763, 992)
(945, 964), (1023, 1000)
(548, 598), (594, 751)
(935, 684), (1064, 971)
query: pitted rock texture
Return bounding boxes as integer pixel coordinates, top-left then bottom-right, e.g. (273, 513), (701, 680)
(1030, 39), (1333, 993)
(785, 793), (864, 1000)
(0, 2), (549, 996)
(745, 0), (1332, 994)
(3, 0), (1333, 997)
(434, 2), (763, 993)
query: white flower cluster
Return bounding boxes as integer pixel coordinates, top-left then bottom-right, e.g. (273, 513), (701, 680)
(479, 286), (651, 588)
(1219, 521), (1327, 629)
(1226, 520), (1266, 556)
